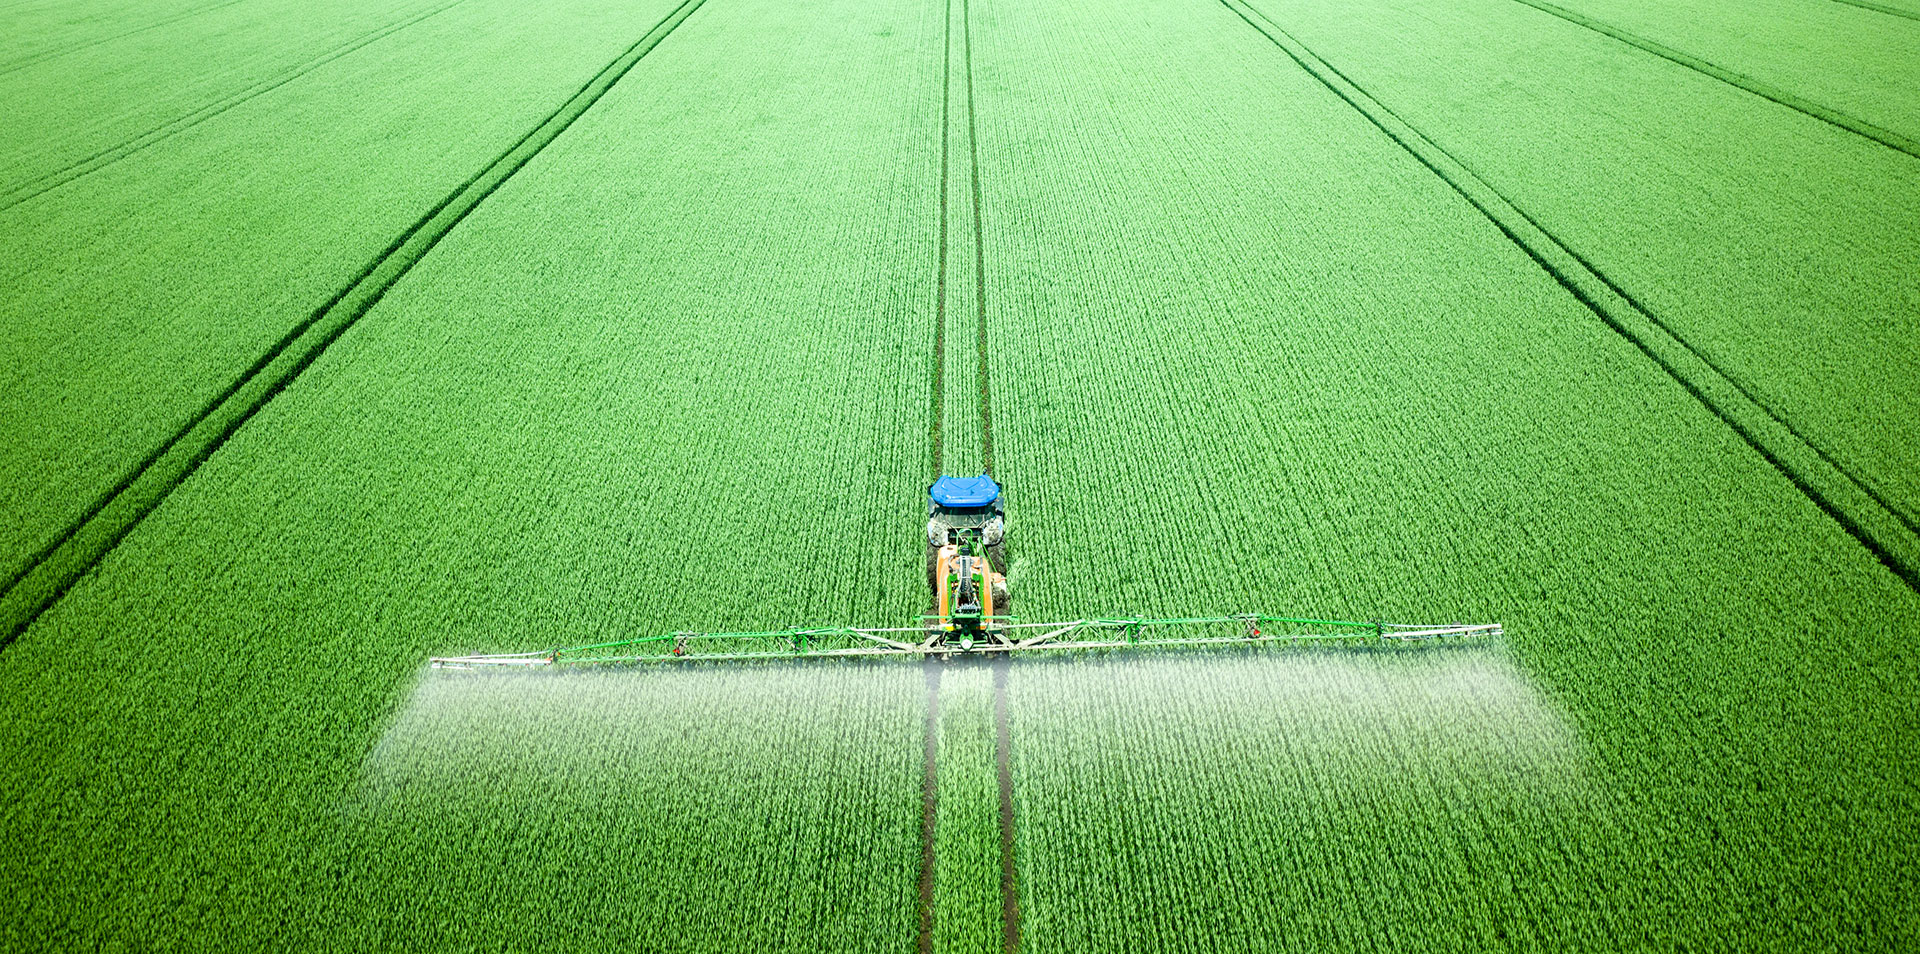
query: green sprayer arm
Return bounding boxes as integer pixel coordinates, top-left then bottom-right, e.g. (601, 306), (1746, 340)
(429, 615), (1500, 669)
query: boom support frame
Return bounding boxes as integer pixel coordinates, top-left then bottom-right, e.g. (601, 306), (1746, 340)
(430, 616), (1501, 669)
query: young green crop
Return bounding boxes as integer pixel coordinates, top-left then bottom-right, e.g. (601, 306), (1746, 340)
(0, 0), (946, 947)
(975, 0), (1920, 946)
(335, 663), (926, 951)
(0, 0), (458, 192)
(1500, 0), (1920, 143)
(0, 0), (693, 586)
(0, 0), (256, 68)
(1241, 0), (1920, 528)
(933, 662), (1005, 954)
(1, 0), (1916, 949)
(1009, 647), (1615, 951)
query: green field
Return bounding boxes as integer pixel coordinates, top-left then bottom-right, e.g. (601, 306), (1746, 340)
(1, 0), (1915, 949)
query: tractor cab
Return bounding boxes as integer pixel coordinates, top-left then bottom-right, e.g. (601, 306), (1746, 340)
(927, 473), (1005, 554)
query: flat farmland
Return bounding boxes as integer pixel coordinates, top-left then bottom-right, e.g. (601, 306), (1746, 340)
(1, 0), (1914, 951)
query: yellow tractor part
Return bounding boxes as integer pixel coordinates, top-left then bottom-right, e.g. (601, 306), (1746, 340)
(934, 543), (1005, 635)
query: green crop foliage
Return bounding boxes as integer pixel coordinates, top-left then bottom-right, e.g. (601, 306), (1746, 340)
(333, 663), (925, 951)
(1, 0), (1916, 949)
(1510, 0), (1920, 142)
(1242, 0), (1920, 527)
(0, 0), (250, 67)
(934, 662), (1005, 954)
(0, 0), (459, 190)
(1010, 647), (1616, 951)
(977, 0), (1919, 947)
(0, 0), (693, 584)
(0, 0), (944, 946)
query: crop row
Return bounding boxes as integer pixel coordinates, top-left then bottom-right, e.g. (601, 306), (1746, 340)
(332, 663), (926, 950)
(0, 0), (691, 589)
(0, 0), (256, 73)
(2, 0), (1916, 949)
(933, 0), (990, 476)
(0, 0), (948, 947)
(0, 0), (714, 646)
(977, 0), (1918, 947)
(1527, 0), (1920, 141)
(1242, 0), (1920, 530)
(0, 0), (475, 211)
(933, 662), (1007, 954)
(1834, 0), (1920, 21)
(0, 0), (458, 191)
(1009, 647), (1624, 952)
(1218, 0), (1920, 587)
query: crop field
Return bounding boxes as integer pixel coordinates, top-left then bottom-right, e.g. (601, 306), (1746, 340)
(0, 0), (1914, 949)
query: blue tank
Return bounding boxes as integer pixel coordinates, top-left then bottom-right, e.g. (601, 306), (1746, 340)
(929, 473), (1001, 509)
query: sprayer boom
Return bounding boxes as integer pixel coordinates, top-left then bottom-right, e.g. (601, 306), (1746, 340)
(429, 616), (1500, 669)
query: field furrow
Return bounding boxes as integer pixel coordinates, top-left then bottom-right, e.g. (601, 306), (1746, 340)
(0, 0), (949, 947)
(0, 0), (250, 69)
(1240, 0), (1920, 532)
(969, 0), (1917, 946)
(1505, 0), (1912, 153)
(0, 0), (1912, 948)
(1528, 0), (1920, 141)
(962, 0), (996, 477)
(0, 0), (470, 208)
(935, 0), (987, 476)
(0, 0), (695, 593)
(1833, 0), (1920, 20)
(1218, 0), (1920, 591)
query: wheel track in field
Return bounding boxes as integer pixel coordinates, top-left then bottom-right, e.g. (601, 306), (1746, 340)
(1218, 0), (1920, 593)
(992, 651), (1019, 954)
(964, 0), (994, 476)
(0, 0), (715, 647)
(930, 0), (993, 479)
(1831, 0), (1920, 22)
(924, 0), (1016, 946)
(919, 1), (957, 945)
(930, 0), (953, 478)
(1500, 0), (1920, 160)
(0, 0), (473, 213)
(918, 658), (942, 954)
(971, 1), (1012, 934)
(0, 0), (255, 75)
